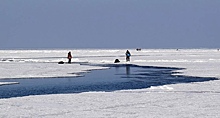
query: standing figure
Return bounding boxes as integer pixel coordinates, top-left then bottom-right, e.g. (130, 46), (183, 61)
(125, 50), (131, 62)
(67, 51), (72, 63)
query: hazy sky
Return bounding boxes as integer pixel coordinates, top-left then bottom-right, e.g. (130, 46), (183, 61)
(0, 0), (220, 49)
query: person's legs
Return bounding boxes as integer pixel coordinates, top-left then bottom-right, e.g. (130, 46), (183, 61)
(68, 59), (71, 63)
(126, 56), (129, 61)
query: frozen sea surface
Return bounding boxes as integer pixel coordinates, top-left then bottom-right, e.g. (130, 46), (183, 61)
(0, 49), (220, 117)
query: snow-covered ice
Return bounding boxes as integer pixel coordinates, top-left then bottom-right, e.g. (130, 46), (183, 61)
(0, 49), (220, 117)
(0, 82), (18, 86)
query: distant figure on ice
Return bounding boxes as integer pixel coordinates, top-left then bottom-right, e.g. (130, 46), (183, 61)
(67, 51), (72, 63)
(125, 50), (131, 62)
(136, 48), (141, 51)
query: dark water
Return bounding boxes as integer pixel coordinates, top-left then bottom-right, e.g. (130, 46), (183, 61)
(0, 64), (217, 99)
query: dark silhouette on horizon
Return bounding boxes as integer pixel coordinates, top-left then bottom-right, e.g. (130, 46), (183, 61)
(125, 50), (131, 62)
(67, 51), (72, 63)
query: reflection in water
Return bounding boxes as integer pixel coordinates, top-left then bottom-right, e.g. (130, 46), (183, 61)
(115, 66), (119, 74)
(126, 65), (130, 76)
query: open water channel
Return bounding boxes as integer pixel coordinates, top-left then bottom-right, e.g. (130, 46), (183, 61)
(0, 64), (217, 99)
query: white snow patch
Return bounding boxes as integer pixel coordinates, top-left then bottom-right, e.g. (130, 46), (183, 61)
(0, 82), (19, 86)
(149, 85), (174, 90)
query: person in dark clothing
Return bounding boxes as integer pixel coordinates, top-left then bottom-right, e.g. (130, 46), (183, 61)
(67, 51), (72, 63)
(125, 50), (131, 62)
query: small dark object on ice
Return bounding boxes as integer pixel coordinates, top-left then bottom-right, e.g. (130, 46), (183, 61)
(136, 48), (141, 51)
(58, 61), (64, 64)
(114, 59), (120, 63)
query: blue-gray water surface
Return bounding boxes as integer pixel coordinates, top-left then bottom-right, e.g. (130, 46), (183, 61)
(0, 64), (217, 99)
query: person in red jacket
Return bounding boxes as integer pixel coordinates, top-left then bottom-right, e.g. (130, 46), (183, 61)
(67, 51), (72, 63)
